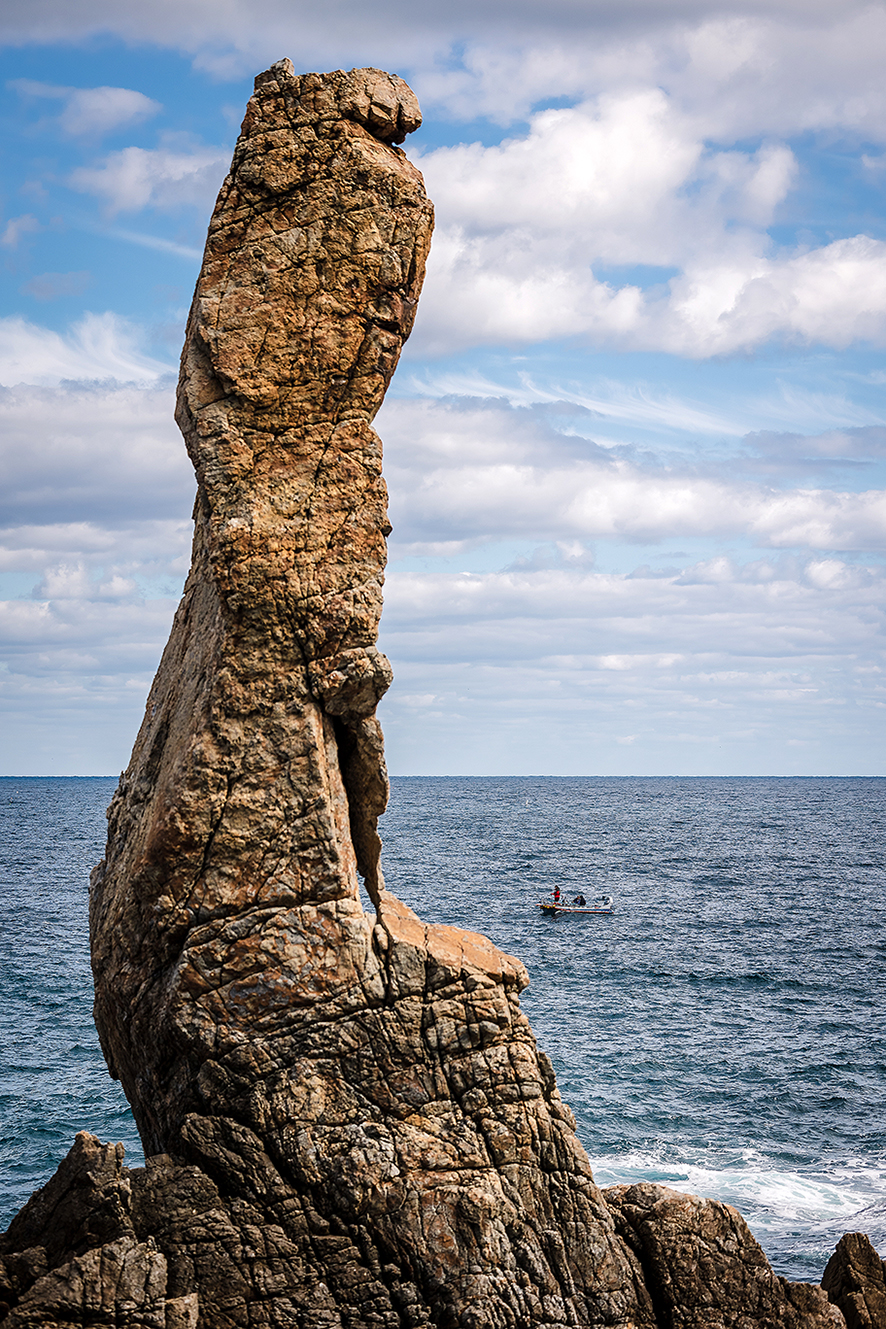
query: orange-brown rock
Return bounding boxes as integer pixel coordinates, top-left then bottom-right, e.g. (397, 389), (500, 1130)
(1, 58), (883, 1329)
(88, 59), (435, 1150)
(85, 58), (651, 1328)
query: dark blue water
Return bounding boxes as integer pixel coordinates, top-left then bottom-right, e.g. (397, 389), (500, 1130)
(2, 775), (884, 1283)
(0, 778), (142, 1212)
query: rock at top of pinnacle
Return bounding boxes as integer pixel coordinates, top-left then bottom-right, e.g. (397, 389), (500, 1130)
(255, 60), (423, 144)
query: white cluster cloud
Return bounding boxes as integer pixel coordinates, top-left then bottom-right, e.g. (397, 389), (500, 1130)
(0, 375), (882, 774)
(4, 0), (886, 156)
(0, 587), (182, 774)
(2, 0), (884, 135)
(665, 237), (886, 356)
(2, 0), (886, 772)
(0, 588), (177, 660)
(372, 392), (886, 771)
(7, 6), (885, 363)
(0, 380), (190, 522)
(377, 555), (886, 774)
(414, 6), (886, 136)
(10, 78), (161, 136)
(70, 142), (230, 215)
(0, 377), (192, 771)
(411, 95), (886, 356)
(383, 558), (886, 657)
(0, 376), (192, 639)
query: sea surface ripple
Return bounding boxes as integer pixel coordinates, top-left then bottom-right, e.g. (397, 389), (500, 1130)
(1, 774), (884, 1282)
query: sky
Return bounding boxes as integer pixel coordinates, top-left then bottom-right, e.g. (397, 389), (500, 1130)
(1, 0), (885, 776)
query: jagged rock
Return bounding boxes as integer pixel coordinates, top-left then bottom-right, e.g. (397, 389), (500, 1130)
(1, 1134), (132, 1270)
(0, 1134), (159, 1329)
(2, 58), (884, 1329)
(823, 1233), (886, 1329)
(605, 1182), (845, 1328)
(89, 57), (435, 1155)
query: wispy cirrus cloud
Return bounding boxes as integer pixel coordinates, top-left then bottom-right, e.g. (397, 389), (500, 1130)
(0, 313), (173, 386)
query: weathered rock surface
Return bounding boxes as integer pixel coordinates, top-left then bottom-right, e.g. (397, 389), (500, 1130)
(89, 57), (436, 1160)
(605, 1183), (843, 1328)
(822, 1234), (886, 1329)
(1, 58), (883, 1329)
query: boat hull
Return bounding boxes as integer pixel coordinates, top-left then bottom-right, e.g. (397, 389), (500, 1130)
(537, 902), (613, 915)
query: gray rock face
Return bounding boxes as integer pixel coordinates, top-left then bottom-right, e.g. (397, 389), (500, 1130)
(1, 59), (883, 1329)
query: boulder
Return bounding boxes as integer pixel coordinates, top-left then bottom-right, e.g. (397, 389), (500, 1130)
(606, 1181), (844, 1328)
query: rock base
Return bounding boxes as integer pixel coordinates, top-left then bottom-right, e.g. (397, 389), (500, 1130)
(5, 1135), (881, 1329)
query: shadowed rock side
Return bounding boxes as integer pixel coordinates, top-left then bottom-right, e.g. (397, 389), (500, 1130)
(0, 59), (880, 1329)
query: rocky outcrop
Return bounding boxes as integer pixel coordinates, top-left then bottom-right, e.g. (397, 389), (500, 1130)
(823, 1234), (886, 1329)
(0, 1139), (861, 1329)
(82, 57), (653, 1328)
(0, 58), (882, 1329)
(606, 1183), (843, 1328)
(0, 1135), (166, 1329)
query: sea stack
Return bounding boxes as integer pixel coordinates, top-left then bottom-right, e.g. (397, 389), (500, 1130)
(0, 61), (876, 1329)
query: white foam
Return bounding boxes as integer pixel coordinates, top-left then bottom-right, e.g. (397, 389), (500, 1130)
(589, 1146), (886, 1239)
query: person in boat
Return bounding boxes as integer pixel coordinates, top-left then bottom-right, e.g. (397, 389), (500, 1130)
(552, 886), (561, 903)
(573, 894), (586, 906)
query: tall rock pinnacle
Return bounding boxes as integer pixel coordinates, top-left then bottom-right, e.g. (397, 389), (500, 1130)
(88, 59), (433, 1156)
(0, 62), (866, 1329)
(85, 59), (655, 1325)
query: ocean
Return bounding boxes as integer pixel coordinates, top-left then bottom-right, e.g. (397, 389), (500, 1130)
(1, 774), (884, 1283)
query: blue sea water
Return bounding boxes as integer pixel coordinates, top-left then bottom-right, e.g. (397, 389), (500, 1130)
(1, 774), (884, 1284)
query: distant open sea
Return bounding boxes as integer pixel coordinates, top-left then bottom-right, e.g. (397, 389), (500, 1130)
(1, 775), (884, 1282)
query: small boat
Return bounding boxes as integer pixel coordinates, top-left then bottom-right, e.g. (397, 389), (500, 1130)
(537, 894), (613, 915)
